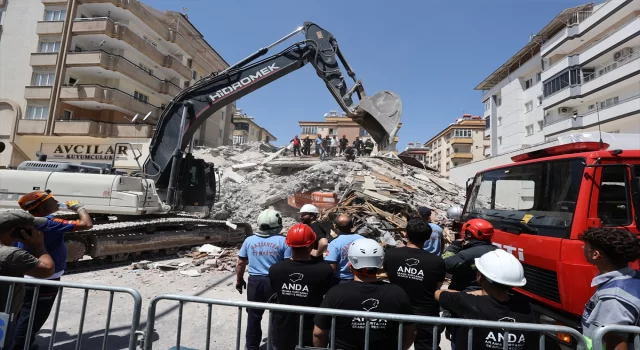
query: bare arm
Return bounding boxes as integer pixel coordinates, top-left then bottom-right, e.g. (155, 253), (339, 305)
(313, 326), (329, 348)
(19, 228), (55, 278)
(402, 324), (417, 350)
(605, 333), (628, 350)
(311, 238), (328, 258)
(75, 208), (93, 231)
(236, 258), (248, 281)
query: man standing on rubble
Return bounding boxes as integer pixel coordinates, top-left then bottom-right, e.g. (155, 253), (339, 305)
(353, 136), (363, 156)
(363, 138), (374, 157)
(235, 209), (292, 350)
(339, 135), (349, 155)
(291, 135), (301, 157)
(314, 134), (323, 156)
(325, 214), (364, 283)
(314, 239), (416, 350)
(419, 207), (444, 256)
(269, 223), (334, 350)
(384, 217), (446, 350)
(13, 191), (93, 350)
(302, 136), (312, 156)
(299, 204), (328, 260)
(330, 136), (338, 157)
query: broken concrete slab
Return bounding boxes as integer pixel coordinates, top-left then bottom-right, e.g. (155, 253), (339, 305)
(198, 244), (223, 255)
(232, 163), (258, 171)
(180, 270), (201, 277)
(221, 168), (245, 184)
(260, 146), (288, 165)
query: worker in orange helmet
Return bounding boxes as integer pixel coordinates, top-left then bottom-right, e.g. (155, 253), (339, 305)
(268, 223), (333, 350)
(12, 190), (92, 349)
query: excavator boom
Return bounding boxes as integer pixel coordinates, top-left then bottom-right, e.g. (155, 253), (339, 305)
(144, 22), (402, 187)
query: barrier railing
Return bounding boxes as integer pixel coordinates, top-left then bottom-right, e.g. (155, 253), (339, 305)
(143, 294), (588, 350)
(0, 276), (142, 350)
(592, 325), (640, 350)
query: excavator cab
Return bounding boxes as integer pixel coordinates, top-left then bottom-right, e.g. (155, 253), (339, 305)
(176, 153), (217, 213)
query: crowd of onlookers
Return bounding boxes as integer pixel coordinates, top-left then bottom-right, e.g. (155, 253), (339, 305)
(290, 134), (375, 160)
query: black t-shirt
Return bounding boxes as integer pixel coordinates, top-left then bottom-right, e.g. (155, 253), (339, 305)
(269, 259), (334, 349)
(439, 292), (535, 350)
(314, 281), (413, 350)
(384, 247), (446, 315)
(309, 221), (328, 261)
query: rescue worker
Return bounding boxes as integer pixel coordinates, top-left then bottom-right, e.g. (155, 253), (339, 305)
(344, 146), (356, 162)
(302, 136), (312, 156)
(314, 134), (323, 156)
(436, 250), (535, 350)
(580, 228), (640, 349)
(291, 135), (301, 157)
(322, 136), (331, 160)
(313, 239), (416, 350)
(419, 207), (444, 256)
(13, 191), (92, 350)
(299, 204), (328, 260)
(330, 136), (338, 157)
(363, 138), (374, 156)
(353, 137), (363, 156)
(325, 214), (363, 283)
(442, 218), (496, 292)
(339, 135), (349, 155)
(384, 217), (446, 350)
(235, 209), (292, 350)
(269, 223), (334, 350)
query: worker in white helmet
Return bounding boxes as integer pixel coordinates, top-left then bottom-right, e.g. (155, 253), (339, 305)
(299, 204), (328, 260)
(235, 208), (292, 350)
(313, 239), (416, 350)
(435, 249), (535, 350)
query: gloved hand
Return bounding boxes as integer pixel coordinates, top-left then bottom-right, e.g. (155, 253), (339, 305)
(235, 279), (246, 294)
(65, 200), (85, 212)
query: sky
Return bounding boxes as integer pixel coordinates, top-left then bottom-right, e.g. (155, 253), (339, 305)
(144, 0), (589, 148)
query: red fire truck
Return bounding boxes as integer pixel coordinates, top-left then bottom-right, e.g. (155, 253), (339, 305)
(450, 140), (640, 348)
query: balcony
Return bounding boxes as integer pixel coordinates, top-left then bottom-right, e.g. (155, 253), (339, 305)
(17, 120), (47, 135)
(543, 55), (579, 81)
(53, 120), (154, 138)
(30, 53), (58, 67)
(24, 86), (53, 100)
(544, 117), (579, 136)
(60, 84), (161, 119)
(450, 152), (473, 160)
(580, 94), (640, 128)
(36, 21), (63, 35)
(450, 137), (473, 145)
(162, 55), (192, 80)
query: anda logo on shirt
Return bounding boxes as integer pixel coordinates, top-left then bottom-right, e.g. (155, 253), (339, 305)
(484, 317), (526, 349)
(352, 298), (387, 329)
(396, 258), (424, 281)
(281, 273), (309, 298)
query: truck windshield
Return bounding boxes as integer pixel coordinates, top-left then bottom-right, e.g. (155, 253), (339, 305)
(464, 158), (585, 238)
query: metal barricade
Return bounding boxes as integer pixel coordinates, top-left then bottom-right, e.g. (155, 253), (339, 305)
(144, 294), (587, 350)
(0, 276), (142, 350)
(592, 325), (640, 350)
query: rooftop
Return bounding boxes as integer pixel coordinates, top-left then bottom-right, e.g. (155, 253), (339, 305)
(475, 3), (593, 91)
(423, 114), (486, 145)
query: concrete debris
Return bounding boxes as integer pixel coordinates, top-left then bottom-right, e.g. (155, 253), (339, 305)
(198, 244), (223, 255)
(180, 270), (201, 277)
(131, 260), (152, 270)
(193, 141), (467, 244)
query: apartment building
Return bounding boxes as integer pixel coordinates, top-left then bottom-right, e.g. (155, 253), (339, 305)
(0, 0), (234, 169)
(423, 115), (489, 177)
(232, 110), (277, 145)
(477, 0), (639, 157)
(298, 110), (400, 152)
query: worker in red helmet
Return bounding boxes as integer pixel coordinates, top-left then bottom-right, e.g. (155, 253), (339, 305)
(442, 218), (497, 292)
(268, 223), (334, 350)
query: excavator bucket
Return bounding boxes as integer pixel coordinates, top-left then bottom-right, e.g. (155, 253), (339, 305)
(350, 91), (402, 150)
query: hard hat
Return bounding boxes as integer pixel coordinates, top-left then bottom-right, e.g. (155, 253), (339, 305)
(18, 190), (53, 211)
(299, 204), (319, 214)
(286, 223), (316, 247)
(348, 238), (384, 270)
(447, 206), (463, 221)
(257, 209), (283, 231)
(475, 249), (527, 287)
(462, 218), (494, 241)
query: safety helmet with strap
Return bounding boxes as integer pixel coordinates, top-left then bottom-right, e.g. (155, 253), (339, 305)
(18, 190), (53, 212)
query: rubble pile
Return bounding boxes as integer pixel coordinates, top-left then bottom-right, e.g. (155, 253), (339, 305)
(128, 244), (240, 277)
(193, 142), (467, 244)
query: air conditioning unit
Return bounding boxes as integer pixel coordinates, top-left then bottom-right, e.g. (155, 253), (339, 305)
(613, 47), (633, 61)
(558, 107), (573, 116)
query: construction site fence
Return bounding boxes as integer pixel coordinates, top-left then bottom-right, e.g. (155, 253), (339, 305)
(0, 276), (142, 350)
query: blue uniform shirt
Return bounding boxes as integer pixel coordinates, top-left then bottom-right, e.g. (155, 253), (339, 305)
(239, 234), (292, 276)
(325, 233), (364, 280)
(424, 223), (443, 255)
(15, 215), (77, 275)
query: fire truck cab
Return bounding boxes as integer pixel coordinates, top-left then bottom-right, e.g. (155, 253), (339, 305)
(451, 135), (640, 348)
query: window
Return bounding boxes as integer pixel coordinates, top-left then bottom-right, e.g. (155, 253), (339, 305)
(359, 128), (369, 137)
(221, 111), (225, 121)
(133, 91), (149, 104)
(465, 159), (585, 238)
(524, 78), (533, 90)
(537, 120), (544, 131)
(187, 58), (193, 68)
(524, 101), (533, 113)
(498, 136), (502, 145)
(536, 72), (542, 82)
(328, 128), (334, 135)
(493, 95), (502, 106)
(142, 35), (157, 48)
(485, 116), (490, 129)
(497, 117), (502, 126)
(537, 95), (543, 106)
(32, 72), (55, 86)
(543, 69), (579, 97)
(588, 104), (596, 111)
(39, 41), (61, 53)
(44, 10), (66, 21)
(235, 122), (249, 131)
(192, 70), (197, 80)
(484, 100), (490, 111)
(301, 126), (317, 135)
(599, 96), (620, 110)
(525, 124), (534, 136)
(68, 77), (78, 86)
(598, 165), (632, 226)
(26, 106), (49, 120)
(61, 110), (72, 120)
(453, 129), (472, 138)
